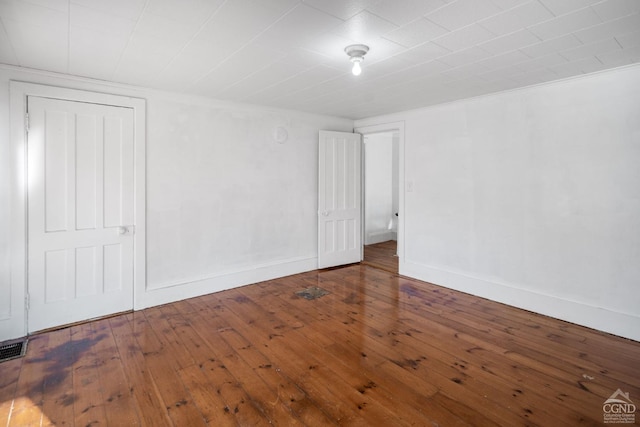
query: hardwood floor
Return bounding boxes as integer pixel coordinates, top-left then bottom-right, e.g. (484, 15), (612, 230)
(1, 265), (639, 426)
(362, 240), (398, 274)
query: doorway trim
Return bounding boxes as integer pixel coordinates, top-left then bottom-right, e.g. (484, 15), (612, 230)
(7, 81), (146, 340)
(355, 121), (405, 274)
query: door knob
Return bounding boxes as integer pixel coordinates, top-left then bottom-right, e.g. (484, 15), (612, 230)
(118, 226), (135, 235)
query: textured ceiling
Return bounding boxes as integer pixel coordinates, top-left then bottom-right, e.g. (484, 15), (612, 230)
(1, 0), (639, 119)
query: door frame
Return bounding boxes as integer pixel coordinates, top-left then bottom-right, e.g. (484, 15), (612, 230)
(354, 121), (405, 273)
(8, 81), (146, 339)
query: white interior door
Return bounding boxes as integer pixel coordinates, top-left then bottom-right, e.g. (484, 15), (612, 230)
(27, 96), (135, 333)
(318, 131), (362, 269)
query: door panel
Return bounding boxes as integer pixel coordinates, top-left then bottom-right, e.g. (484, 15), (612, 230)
(27, 96), (135, 333)
(43, 108), (69, 232)
(318, 131), (362, 269)
(44, 249), (69, 303)
(104, 114), (135, 228)
(75, 246), (97, 297)
(75, 114), (98, 230)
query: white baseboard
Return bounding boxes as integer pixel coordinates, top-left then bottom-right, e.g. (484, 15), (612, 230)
(402, 260), (640, 342)
(136, 256), (317, 310)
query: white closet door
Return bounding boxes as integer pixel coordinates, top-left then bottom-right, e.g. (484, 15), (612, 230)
(27, 96), (135, 332)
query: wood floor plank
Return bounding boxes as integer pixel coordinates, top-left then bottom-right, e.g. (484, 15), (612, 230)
(38, 328), (76, 426)
(135, 310), (207, 427)
(334, 266), (631, 375)
(211, 292), (383, 425)
(394, 278), (640, 378)
(350, 270), (637, 377)
(304, 270), (636, 426)
(359, 294), (605, 421)
(91, 318), (141, 426)
(362, 240), (398, 273)
(194, 294), (365, 425)
(230, 289), (442, 426)
(7, 333), (49, 427)
(109, 314), (172, 427)
(176, 364), (238, 427)
(158, 303), (274, 426)
(217, 326), (338, 426)
(328, 268), (634, 422)
(144, 306), (197, 370)
(243, 281), (474, 426)
(70, 322), (109, 426)
(273, 278), (532, 426)
(0, 357), (22, 426)
(362, 266), (640, 365)
(293, 269), (617, 426)
(6, 263), (640, 426)
(175, 298), (337, 426)
(225, 286), (458, 426)
(347, 269), (640, 392)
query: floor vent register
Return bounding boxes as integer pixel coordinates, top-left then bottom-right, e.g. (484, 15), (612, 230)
(0, 339), (27, 363)
(295, 286), (330, 300)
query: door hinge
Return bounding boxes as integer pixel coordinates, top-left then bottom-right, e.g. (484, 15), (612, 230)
(25, 113), (29, 133)
(25, 293), (30, 311)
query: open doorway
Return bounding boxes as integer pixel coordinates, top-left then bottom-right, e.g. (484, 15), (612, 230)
(361, 130), (400, 274)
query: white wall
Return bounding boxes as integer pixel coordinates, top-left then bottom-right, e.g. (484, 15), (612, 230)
(355, 65), (640, 341)
(364, 132), (394, 244)
(0, 65), (352, 340)
(144, 98), (345, 293)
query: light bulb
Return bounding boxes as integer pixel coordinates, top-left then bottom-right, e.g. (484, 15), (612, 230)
(351, 61), (362, 76)
(345, 44), (369, 76)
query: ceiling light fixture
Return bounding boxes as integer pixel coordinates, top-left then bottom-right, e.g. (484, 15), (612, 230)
(344, 44), (369, 76)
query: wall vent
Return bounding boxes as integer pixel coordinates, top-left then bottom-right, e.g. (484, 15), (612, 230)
(0, 339), (28, 363)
